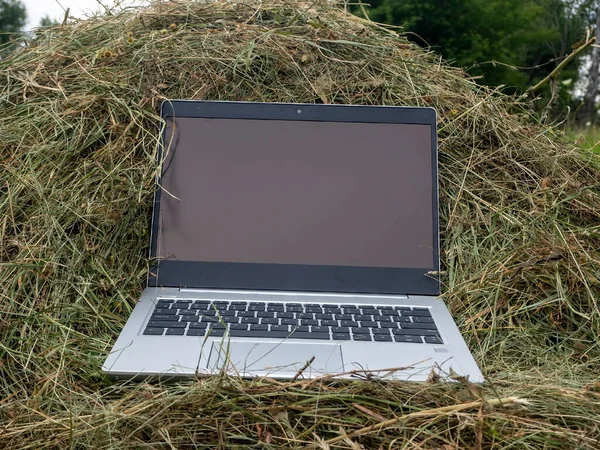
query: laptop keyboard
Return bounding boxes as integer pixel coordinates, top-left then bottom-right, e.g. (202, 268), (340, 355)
(143, 300), (443, 344)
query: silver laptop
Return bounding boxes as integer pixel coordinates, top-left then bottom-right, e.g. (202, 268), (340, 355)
(102, 100), (483, 382)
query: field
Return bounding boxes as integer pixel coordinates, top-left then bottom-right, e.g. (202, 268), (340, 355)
(1, 0), (600, 448)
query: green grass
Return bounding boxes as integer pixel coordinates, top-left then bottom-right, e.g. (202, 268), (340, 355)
(565, 124), (600, 153)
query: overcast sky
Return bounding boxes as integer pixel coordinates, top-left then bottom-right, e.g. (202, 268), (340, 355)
(21, 0), (147, 31)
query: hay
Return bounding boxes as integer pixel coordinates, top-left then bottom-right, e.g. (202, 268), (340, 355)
(1, 0), (600, 448)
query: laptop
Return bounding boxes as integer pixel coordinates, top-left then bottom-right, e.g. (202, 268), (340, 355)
(102, 100), (484, 382)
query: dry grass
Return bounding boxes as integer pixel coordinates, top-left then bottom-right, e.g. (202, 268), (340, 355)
(1, 0), (599, 448)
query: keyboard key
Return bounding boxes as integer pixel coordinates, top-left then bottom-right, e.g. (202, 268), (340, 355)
(213, 301), (229, 305)
(212, 323), (226, 329)
(381, 322), (398, 329)
(267, 303), (284, 307)
(360, 321), (378, 328)
(281, 318), (299, 325)
(230, 330), (288, 338)
(301, 319), (319, 326)
(362, 309), (380, 316)
(186, 328), (206, 336)
(321, 320), (339, 327)
(311, 326), (330, 333)
(392, 329), (440, 336)
(323, 307), (342, 314)
(353, 334), (372, 341)
(249, 324), (269, 331)
(341, 320), (359, 328)
(148, 321), (185, 328)
(356, 315), (372, 322)
(222, 317), (239, 323)
(200, 310), (217, 316)
(403, 310), (431, 317)
(261, 318), (278, 324)
(333, 333), (351, 340)
(286, 306), (302, 312)
(190, 303), (210, 310)
(249, 304), (266, 311)
(377, 306), (393, 310)
(413, 317), (435, 323)
(286, 303), (302, 307)
(150, 315), (179, 321)
(393, 316), (411, 322)
(343, 307), (360, 314)
(424, 336), (444, 344)
(374, 334), (392, 342)
(179, 310), (197, 316)
(332, 327), (350, 334)
(214, 304), (228, 310)
(352, 328), (370, 334)
(154, 309), (176, 315)
(271, 325), (289, 332)
(299, 313), (314, 319)
(230, 304), (247, 310)
(267, 306), (284, 312)
(166, 328), (185, 335)
(335, 314), (352, 321)
(238, 311), (255, 317)
(143, 327), (164, 335)
(305, 306), (323, 313)
(258, 311), (275, 318)
(292, 325), (310, 332)
(401, 323), (438, 331)
(189, 322), (208, 329)
(394, 335), (422, 343)
(241, 317), (260, 324)
(192, 300), (210, 305)
(316, 313), (334, 320)
(207, 328), (225, 337)
(277, 312), (294, 319)
(200, 316), (218, 322)
(218, 310), (236, 316)
(382, 310), (399, 316)
(395, 306), (412, 311)
(231, 323), (248, 330)
(377, 316), (391, 322)
(372, 328), (390, 335)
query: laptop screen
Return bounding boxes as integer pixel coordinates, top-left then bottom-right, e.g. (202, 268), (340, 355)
(157, 116), (433, 269)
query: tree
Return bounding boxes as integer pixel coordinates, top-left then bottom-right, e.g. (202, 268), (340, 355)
(357, 0), (589, 95)
(0, 0), (27, 46)
(39, 15), (59, 28)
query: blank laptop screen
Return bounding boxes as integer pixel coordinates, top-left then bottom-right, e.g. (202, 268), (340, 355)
(157, 117), (434, 269)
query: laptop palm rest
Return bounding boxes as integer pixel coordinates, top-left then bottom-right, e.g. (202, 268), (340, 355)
(207, 341), (344, 378)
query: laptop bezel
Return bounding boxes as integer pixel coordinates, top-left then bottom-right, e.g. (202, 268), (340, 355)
(148, 100), (440, 296)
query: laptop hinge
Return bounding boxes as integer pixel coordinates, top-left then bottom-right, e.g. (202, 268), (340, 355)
(178, 288), (409, 299)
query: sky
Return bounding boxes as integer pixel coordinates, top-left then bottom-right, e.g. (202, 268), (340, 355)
(20, 0), (147, 31)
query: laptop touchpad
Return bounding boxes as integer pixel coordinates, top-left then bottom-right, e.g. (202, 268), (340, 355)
(207, 341), (344, 378)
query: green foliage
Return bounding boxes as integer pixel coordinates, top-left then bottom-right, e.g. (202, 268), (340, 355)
(0, 0), (26, 45)
(39, 14), (60, 28)
(359, 0), (590, 94)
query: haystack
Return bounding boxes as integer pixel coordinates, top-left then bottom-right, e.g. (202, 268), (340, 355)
(1, 0), (599, 448)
